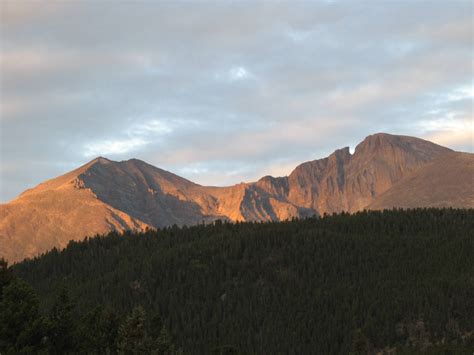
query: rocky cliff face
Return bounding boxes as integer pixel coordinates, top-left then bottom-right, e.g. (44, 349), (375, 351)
(1, 133), (467, 263)
(261, 133), (453, 214)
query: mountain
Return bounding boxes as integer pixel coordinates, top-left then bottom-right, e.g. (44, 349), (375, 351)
(369, 151), (474, 210)
(0, 159), (151, 263)
(1, 133), (470, 263)
(285, 133), (454, 212)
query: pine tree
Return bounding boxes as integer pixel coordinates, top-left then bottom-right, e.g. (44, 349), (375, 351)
(350, 328), (369, 355)
(8, 208), (474, 353)
(101, 307), (121, 353)
(117, 305), (151, 354)
(157, 324), (174, 354)
(148, 312), (163, 340)
(0, 258), (13, 298)
(48, 285), (77, 354)
(0, 278), (46, 353)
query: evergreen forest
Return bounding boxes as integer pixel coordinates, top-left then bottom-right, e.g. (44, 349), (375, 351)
(2, 208), (474, 354)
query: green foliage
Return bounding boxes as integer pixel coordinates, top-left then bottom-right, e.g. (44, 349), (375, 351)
(351, 329), (370, 354)
(0, 258), (13, 298)
(116, 305), (177, 354)
(0, 278), (47, 353)
(76, 306), (121, 353)
(117, 305), (148, 354)
(156, 324), (174, 354)
(8, 208), (474, 353)
(48, 285), (77, 354)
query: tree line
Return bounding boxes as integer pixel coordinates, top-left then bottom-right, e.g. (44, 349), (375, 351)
(1, 260), (178, 354)
(2, 208), (474, 353)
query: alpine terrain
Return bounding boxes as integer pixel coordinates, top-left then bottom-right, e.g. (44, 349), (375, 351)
(1, 133), (472, 263)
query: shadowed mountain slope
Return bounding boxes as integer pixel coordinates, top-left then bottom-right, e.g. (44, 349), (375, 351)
(285, 133), (454, 212)
(1, 133), (468, 263)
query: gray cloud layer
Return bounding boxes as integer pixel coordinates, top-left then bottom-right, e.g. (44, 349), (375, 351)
(1, 0), (473, 202)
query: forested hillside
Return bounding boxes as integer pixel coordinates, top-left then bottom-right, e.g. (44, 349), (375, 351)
(2, 209), (474, 354)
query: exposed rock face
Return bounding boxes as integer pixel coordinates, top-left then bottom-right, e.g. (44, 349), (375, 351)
(1, 133), (469, 263)
(0, 159), (151, 263)
(285, 133), (453, 213)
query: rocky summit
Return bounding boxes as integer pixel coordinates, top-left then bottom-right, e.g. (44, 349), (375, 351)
(1, 133), (472, 263)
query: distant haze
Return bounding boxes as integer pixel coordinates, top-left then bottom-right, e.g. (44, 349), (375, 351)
(1, 0), (472, 202)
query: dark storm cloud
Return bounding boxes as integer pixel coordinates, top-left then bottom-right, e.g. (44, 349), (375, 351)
(1, 0), (472, 201)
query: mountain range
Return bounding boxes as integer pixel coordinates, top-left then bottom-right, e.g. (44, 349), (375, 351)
(1, 133), (473, 263)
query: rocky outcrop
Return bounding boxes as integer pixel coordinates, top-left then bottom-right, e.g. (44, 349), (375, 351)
(1, 133), (468, 263)
(284, 133), (453, 213)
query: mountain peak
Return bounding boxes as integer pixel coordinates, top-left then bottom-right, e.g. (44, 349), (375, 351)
(354, 132), (452, 157)
(76, 157), (114, 174)
(123, 157), (154, 167)
(356, 132), (399, 150)
(2, 133), (470, 263)
(91, 156), (112, 164)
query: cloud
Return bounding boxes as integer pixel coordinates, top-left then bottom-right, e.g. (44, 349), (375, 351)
(229, 66), (252, 81)
(84, 138), (148, 157)
(424, 127), (473, 153)
(0, 0), (472, 201)
(83, 119), (173, 157)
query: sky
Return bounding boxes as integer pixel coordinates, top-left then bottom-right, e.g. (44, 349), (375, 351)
(0, 0), (473, 202)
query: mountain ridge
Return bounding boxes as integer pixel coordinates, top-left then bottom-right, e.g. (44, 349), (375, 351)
(368, 151), (474, 210)
(1, 133), (472, 263)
